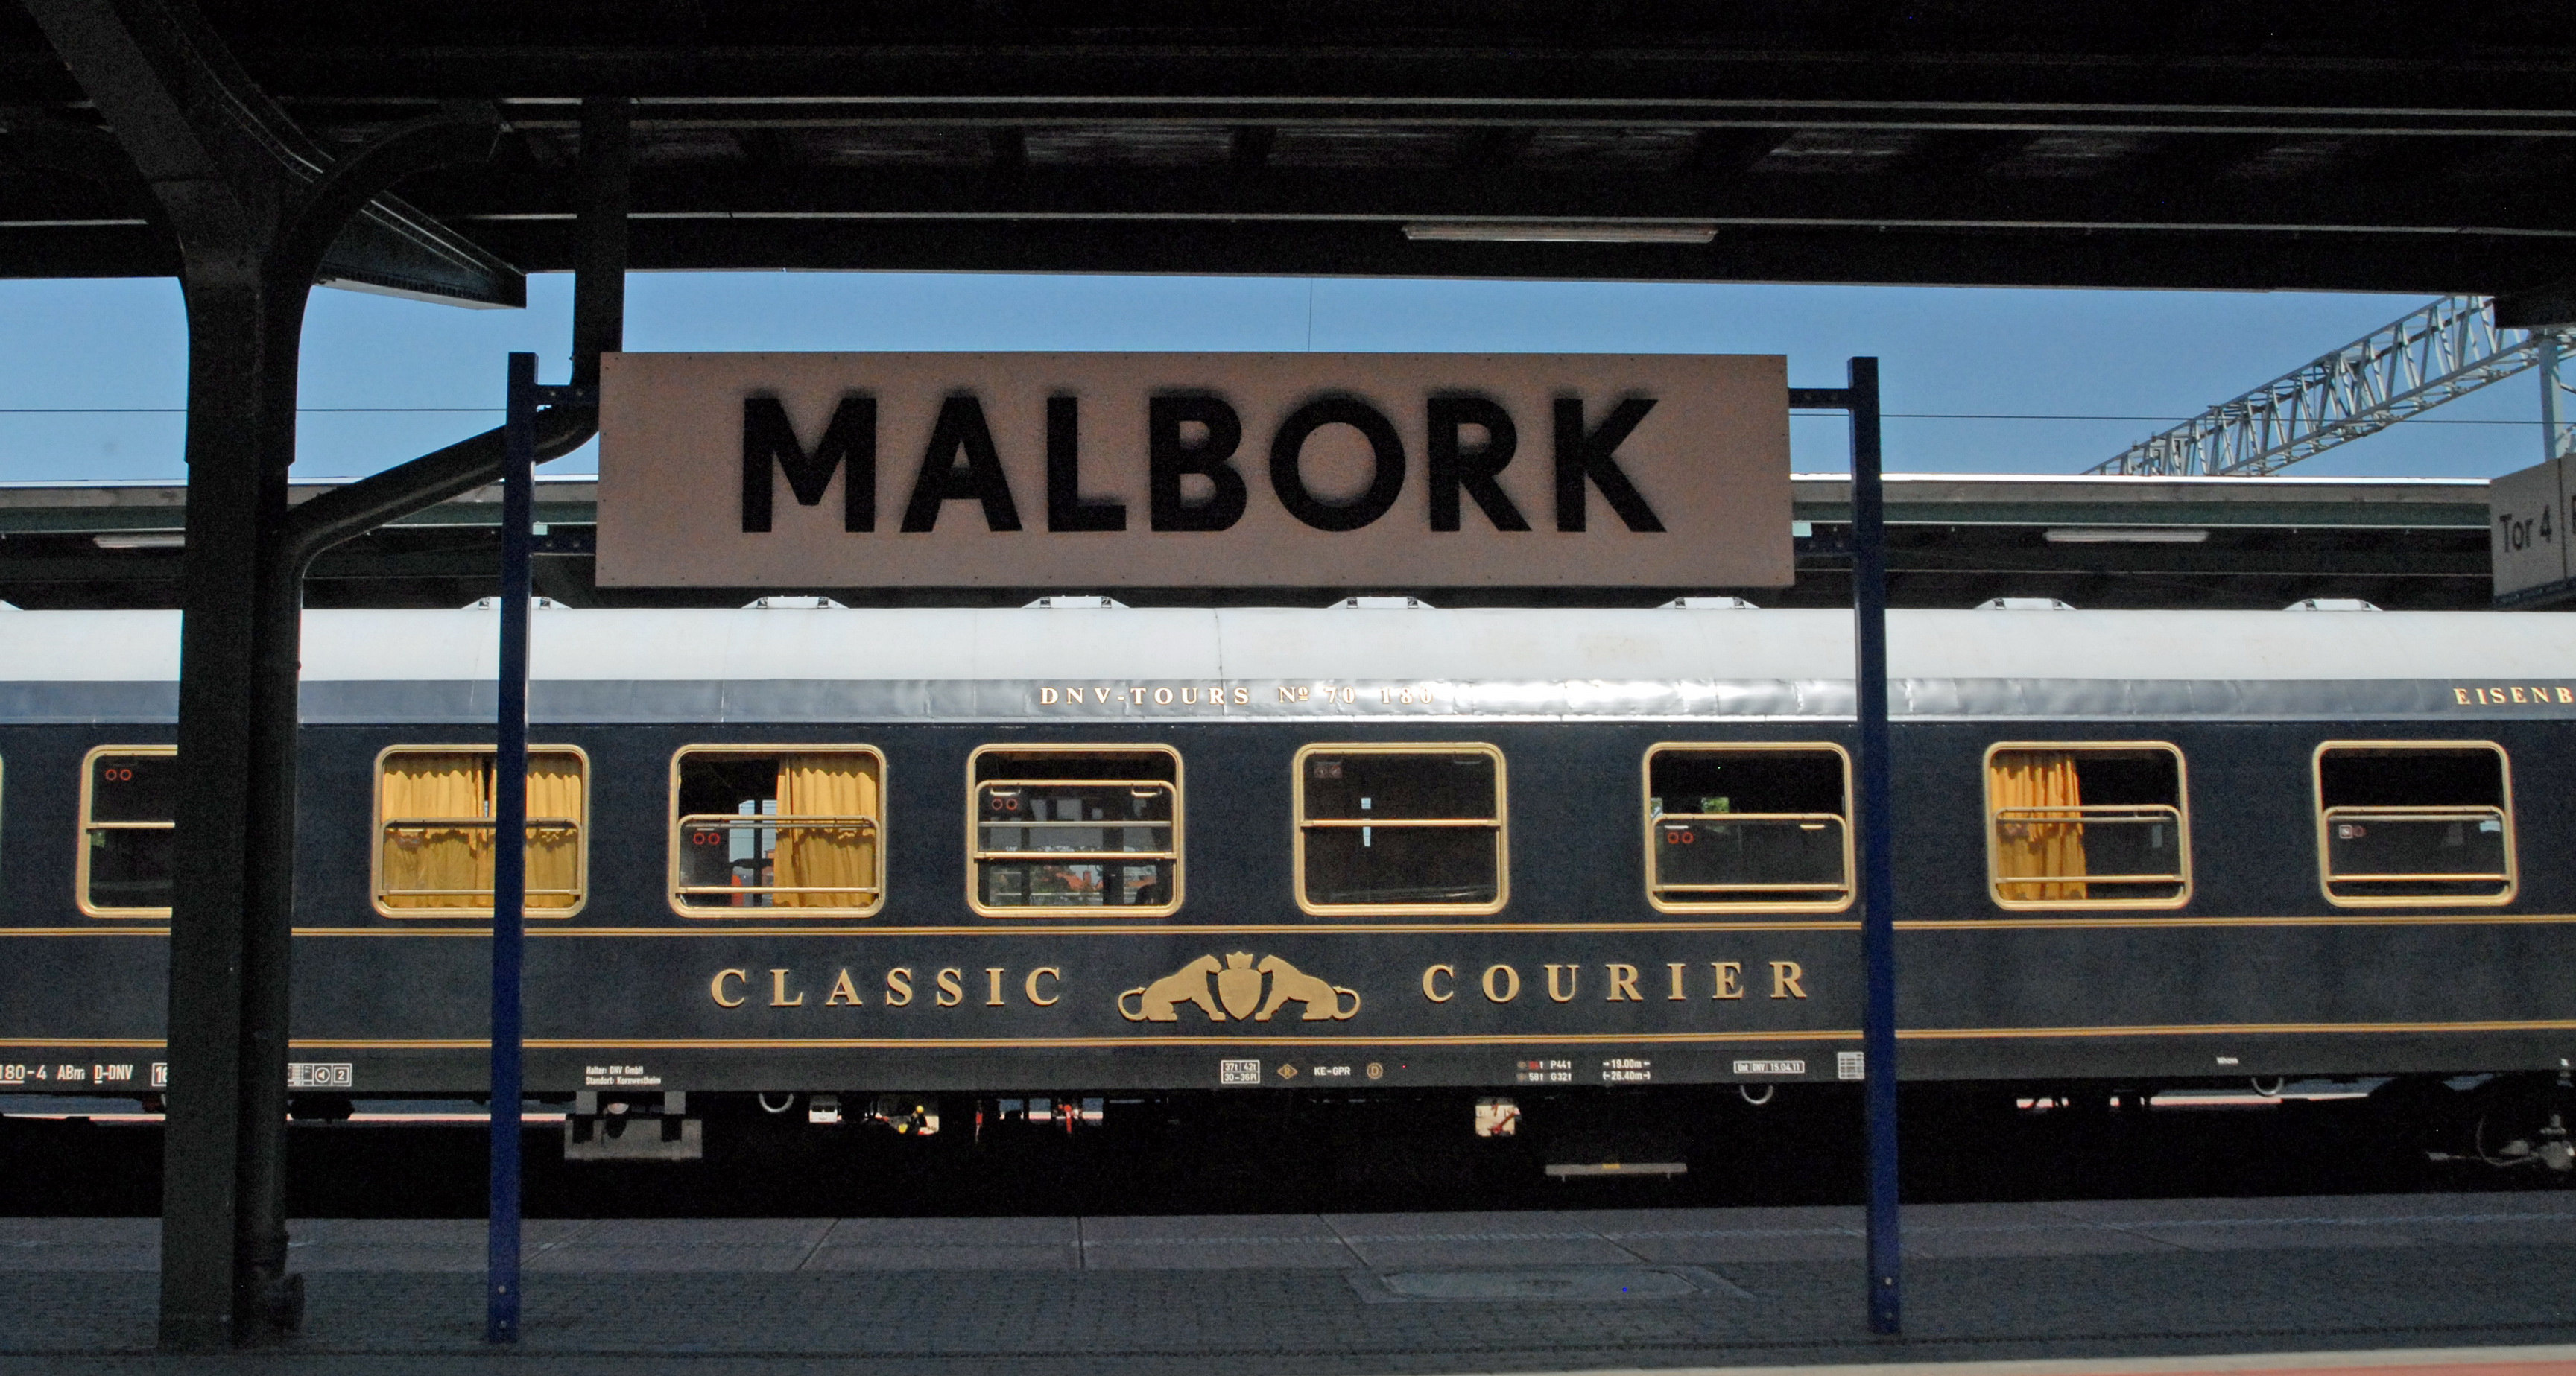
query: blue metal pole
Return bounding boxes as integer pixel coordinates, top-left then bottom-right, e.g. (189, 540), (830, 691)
(1847, 356), (1902, 1335)
(487, 352), (535, 1345)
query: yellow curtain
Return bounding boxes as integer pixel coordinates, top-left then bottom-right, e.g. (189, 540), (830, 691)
(772, 754), (879, 909)
(380, 752), (493, 910)
(525, 754), (583, 910)
(1991, 750), (2087, 901)
(380, 750), (582, 912)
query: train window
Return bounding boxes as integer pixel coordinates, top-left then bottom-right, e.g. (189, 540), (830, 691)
(2314, 741), (2515, 907)
(78, 745), (176, 918)
(1644, 744), (1852, 912)
(670, 746), (884, 916)
(372, 746), (589, 918)
(1984, 742), (2191, 910)
(1294, 744), (1507, 915)
(969, 745), (1180, 916)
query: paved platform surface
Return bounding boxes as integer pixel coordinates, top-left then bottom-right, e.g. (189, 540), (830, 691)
(1, 1193), (2570, 1373)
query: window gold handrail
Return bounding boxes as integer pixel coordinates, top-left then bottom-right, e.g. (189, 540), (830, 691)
(1658, 811), (1845, 825)
(1993, 805), (2181, 822)
(979, 778), (1173, 791)
(84, 820), (173, 830)
(972, 849), (1179, 863)
(384, 817), (580, 829)
(1301, 817), (1499, 829)
(2323, 805), (2506, 824)
(676, 884), (884, 896)
(2000, 872), (2186, 886)
(2326, 871), (2514, 884)
(1648, 891), (1855, 901)
(381, 885), (583, 898)
(2323, 805), (2510, 884)
(975, 819), (1170, 830)
(680, 814), (879, 830)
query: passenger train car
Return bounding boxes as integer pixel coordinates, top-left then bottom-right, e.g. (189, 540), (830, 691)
(1, 599), (2572, 1151)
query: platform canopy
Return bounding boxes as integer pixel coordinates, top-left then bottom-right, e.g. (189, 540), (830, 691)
(1, 2), (2574, 302)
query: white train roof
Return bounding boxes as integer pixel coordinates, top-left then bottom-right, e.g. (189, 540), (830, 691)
(0, 602), (2567, 685)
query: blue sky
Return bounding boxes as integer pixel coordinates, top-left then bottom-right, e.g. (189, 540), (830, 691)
(0, 272), (2545, 483)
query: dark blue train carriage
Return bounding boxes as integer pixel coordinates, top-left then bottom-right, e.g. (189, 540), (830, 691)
(2, 597), (2572, 1158)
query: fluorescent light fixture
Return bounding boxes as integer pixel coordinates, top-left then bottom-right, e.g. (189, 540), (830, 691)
(93, 532), (185, 550)
(2043, 527), (2209, 544)
(1403, 221), (1717, 244)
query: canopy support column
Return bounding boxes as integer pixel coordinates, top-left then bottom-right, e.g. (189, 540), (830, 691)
(18, 0), (513, 1348)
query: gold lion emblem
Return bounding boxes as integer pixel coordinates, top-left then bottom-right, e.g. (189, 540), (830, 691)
(1119, 953), (1361, 1024)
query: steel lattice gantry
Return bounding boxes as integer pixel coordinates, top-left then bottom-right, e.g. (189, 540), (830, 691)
(2091, 296), (2576, 477)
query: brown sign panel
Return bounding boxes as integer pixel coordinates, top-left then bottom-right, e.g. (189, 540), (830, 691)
(596, 352), (1789, 588)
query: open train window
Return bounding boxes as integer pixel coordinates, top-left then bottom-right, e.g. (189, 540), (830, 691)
(2314, 741), (2515, 907)
(1294, 743), (1507, 915)
(671, 746), (884, 917)
(1984, 742), (2190, 910)
(969, 745), (1180, 916)
(78, 745), (174, 918)
(1645, 744), (1852, 913)
(372, 745), (589, 919)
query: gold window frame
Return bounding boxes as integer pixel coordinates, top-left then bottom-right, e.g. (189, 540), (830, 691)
(966, 744), (1183, 919)
(667, 744), (887, 919)
(1292, 741), (1508, 916)
(370, 744), (591, 919)
(2312, 739), (2516, 909)
(1982, 741), (2192, 912)
(76, 744), (174, 919)
(1642, 742), (1855, 914)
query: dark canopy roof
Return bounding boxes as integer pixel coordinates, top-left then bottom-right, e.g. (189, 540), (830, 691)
(3, 2), (2573, 302)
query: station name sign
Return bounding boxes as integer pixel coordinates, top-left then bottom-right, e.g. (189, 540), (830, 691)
(597, 352), (1788, 587)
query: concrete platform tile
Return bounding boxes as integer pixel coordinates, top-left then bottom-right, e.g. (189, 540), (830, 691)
(1609, 1229), (1861, 1264)
(1892, 1200), (2176, 1257)
(285, 1246), (487, 1273)
(801, 1243), (1080, 1271)
(1902, 1225), (2180, 1258)
(523, 1246), (820, 1272)
(0, 1219), (155, 1245)
(0, 1245), (155, 1272)
(1339, 1234), (1645, 1269)
(821, 1217), (1077, 1246)
(2120, 1220), (2502, 1252)
(1322, 1210), (1554, 1238)
(2042, 1191), (2565, 1226)
(1595, 1205), (1856, 1237)
(1077, 1239), (1362, 1270)
(1567, 1205), (1863, 1264)
(1081, 1214), (1338, 1241)
(293, 1217), (593, 1247)
(557, 1217), (833, 1249)
(0, 1218), (157, 1272)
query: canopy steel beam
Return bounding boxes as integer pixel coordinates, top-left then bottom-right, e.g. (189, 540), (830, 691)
(196, 36), (2576, 112)
(2091, 296), (2573, 477)
(376, 164), (2573, 238)
(4, 7), (2575, 298)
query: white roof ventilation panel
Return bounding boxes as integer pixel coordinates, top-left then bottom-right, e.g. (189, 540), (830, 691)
(1661, 596), (1759, 609)
(1975, 597), (2076, 611)
(2283, 598), (2382, 612)
(1022, 595), (1130, 609)
(1329, 596), (1434, 609)
(744, 596), (847, 609)
(461, 596), (566, 611)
